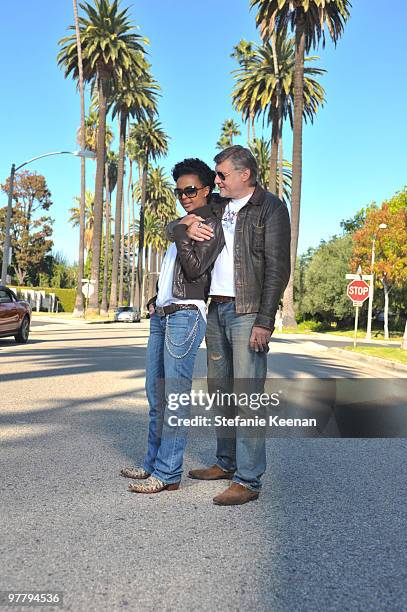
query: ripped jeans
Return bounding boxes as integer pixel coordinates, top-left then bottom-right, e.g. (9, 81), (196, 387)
(143, 309), (206, 484)
(206, 301), (267, 492)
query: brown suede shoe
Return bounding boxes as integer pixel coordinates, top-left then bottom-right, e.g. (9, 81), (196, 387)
(213, 483), (259, 506)
(188, 464), (235, 480)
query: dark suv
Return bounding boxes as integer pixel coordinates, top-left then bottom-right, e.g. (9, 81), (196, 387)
(0, 286), (31, 343)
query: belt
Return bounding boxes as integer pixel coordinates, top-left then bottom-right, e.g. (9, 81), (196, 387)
(210, 295), (235, 303)
(155, 303), (198, 317)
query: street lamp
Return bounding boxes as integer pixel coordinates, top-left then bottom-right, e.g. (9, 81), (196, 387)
(365, 223), (387, 340)
(1, 149), (96, 285)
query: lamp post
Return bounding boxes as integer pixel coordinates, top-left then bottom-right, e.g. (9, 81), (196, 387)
(365, 223), (387, 340)
(1, 149), (95, 285)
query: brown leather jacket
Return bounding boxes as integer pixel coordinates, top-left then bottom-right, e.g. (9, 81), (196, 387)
(167, 185), (291, 330)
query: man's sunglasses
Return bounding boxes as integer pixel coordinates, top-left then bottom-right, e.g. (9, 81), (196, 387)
(174, 185), (206, 200)
(215, 169), (236, 181)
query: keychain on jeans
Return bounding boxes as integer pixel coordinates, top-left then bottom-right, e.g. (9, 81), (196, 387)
(165, 310), (200, 359)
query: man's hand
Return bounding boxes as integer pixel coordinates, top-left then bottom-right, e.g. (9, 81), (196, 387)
(249, 326), (272, 352)
(186, 220), (213, 241)
(178, 214), (204, 227)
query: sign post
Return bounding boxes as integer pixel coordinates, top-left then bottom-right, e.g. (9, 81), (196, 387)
(346, 275), (370, 347)
(81, 279), (95, 315)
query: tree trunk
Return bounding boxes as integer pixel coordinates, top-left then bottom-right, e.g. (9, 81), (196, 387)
(269, 115), (279, 194)
(126, 157), (132, 306)
(251, 114), (256, 139)
(100, 161), (110, 315)
(129, 161), (136, 307)
(88, 67), (109, 313)
(278, 119), (284, 201)
(136, 159), (148, 310)
(282, 14), (306, 329)
(72, 0), (86, 318)
(108, 111), (127, 311)
(141, 246), (149, 317)
(382, 276), (389, 340)
(16, 268), (25, 286)
(149, 247), (158, 303)
(118, 189), (125, 306)
(269, 33), (281, 197)
(401, 320), (407, 351)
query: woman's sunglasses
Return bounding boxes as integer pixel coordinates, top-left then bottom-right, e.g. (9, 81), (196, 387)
(174, 185), (206, 200)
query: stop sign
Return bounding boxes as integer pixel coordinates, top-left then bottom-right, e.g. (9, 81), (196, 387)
(347, 279), (370, 305)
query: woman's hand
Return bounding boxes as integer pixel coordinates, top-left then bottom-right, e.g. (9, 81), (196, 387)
(178, 214), (204, 227)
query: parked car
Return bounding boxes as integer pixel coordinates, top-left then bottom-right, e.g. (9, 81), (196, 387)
(114, 306), (141, 323)
(0, 286), (31, 343)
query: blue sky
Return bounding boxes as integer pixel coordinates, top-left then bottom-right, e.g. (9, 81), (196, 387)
(1, 0), (406, 264)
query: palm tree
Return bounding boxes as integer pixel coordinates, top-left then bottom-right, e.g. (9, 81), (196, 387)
(144, 166), (177, 305)
(108, 63), (159, 311)
(126, 135), (142, 305)
(76, 111), (114, 153)
(129, 119), (169, 311)
(68, 190), (95, 259)
(216, 119), (241, 149)
(249, 137), (292, 206)
(231, 40), (256, 142)
(58, 0), (148, 313)
(72, 0), (87, 317)
(100, 151), (118, 314)
(133, 165), (177, 307)
(232, 35), (325, 194)
(250, 0), (351, 326)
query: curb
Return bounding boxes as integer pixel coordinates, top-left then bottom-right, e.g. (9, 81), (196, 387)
(328, 347), (407, 375)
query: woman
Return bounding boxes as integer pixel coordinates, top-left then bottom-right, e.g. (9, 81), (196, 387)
(120, 158), (225, 494)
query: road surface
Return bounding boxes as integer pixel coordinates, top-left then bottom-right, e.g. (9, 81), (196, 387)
(1, 319), (406, 611)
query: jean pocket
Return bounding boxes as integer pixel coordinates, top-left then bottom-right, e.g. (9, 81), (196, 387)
(166, 310), (198, 346)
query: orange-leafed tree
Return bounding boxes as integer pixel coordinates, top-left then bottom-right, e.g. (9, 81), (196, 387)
(351, 200), (407, 340)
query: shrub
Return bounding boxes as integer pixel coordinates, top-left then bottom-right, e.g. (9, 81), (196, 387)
(297, 320), (331, 332)
(10, 286), (76, 313)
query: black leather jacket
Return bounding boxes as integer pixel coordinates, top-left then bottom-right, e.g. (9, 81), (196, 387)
(167, 185), (291, 330)
(172, 205), (225, 300)
(150, 197), (225, 307)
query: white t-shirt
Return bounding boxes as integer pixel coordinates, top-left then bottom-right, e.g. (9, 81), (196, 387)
(156, 242), (206, 321)
(210, 192), (253, 296)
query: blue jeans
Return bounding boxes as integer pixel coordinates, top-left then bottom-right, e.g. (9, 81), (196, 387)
(206, 301), (267, 492)
(143, 309), (206, 484)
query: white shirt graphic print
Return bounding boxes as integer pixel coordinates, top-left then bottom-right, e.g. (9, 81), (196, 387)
(209, 192), (253, 297)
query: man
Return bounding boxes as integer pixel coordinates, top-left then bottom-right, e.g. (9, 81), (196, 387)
(185, 145), (291, 505)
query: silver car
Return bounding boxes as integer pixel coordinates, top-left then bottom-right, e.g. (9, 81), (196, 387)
(114, 306), (141, 323)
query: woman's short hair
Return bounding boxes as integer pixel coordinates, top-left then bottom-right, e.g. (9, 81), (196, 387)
(172, 158), (216, 192)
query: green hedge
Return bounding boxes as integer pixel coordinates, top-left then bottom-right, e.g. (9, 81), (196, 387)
(10, 286), (77, 313)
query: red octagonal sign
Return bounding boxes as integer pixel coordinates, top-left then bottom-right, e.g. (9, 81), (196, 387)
(347, 279), (370, 304)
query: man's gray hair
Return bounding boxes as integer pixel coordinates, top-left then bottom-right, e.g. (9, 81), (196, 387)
(214, 145), (257, 186)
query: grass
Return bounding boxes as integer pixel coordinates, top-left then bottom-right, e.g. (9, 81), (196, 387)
(320, 329), (403, 341)
(344, 346), (407, 365)
(274, 320), (403, 341)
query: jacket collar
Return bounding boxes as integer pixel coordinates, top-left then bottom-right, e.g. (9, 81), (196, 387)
(247, 183), (266, 206)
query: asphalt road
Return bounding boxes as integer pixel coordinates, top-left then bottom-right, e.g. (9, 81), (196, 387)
(1, 320), (406, 611)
